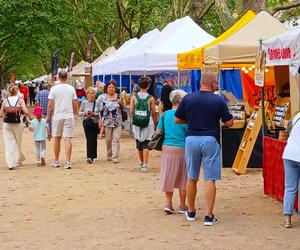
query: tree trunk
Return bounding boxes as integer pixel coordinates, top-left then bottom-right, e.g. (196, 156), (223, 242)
(214, 0), (235, 30)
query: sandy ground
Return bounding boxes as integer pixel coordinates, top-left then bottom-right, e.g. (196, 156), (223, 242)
(0, 117), (299, 250)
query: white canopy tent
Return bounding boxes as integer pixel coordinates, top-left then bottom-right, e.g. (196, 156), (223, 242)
(92, 16), (215, 76)
(204, 11), (288, 64)
(262, 25), (300, 114)
(91, 46), (116, 66)
(139, 16), (215, 73)
(92, 38), (138, 76)
(97, 29), (160, 75)
(32, 74), (51, 82)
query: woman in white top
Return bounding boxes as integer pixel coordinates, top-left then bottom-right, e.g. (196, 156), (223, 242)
(130, 76), (157, 173)
(0, 84), (32, 169)
(282, 111), (300, 228)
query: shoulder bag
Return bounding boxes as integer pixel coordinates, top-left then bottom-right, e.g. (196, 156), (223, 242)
(148, 112), (165, 151)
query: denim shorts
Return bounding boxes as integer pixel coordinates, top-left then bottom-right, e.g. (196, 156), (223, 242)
(185, 136), (221, 181)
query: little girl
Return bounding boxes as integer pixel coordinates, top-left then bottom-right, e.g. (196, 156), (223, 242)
(29, 106), (50, 166)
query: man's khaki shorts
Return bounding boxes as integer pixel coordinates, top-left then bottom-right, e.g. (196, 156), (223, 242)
(52, 118), (74, 138)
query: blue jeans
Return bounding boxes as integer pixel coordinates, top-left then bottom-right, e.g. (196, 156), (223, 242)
(185, 136), (221, 180)
(283, 159), (300, 216)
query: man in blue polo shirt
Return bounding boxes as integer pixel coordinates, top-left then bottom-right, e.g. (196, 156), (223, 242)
(175, 72), (233, 226)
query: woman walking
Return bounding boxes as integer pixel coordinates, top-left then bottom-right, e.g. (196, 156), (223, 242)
(97, 80), (124, 164)
(0, 84), (32, 169)
(80, 87), (100, 164)
(157, 90), (187, 214)
(130, 76), (157, 172)
(282, 111), (300, 228)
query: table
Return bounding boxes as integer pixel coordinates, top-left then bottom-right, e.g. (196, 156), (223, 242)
(222, 127), (262, 168)
(263, 136), (298, 210)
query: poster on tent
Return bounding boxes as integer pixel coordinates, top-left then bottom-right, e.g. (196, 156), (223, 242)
(154, 71), (191, 98)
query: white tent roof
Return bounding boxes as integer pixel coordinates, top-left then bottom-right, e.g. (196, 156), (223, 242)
(99, 29), (161, 75)
(204, 11), (288, 64)
(92, 16), (215, 75)
(32, 74), (51, 82)
(92, 38), (138, 76)
(91, 46), (116, 66)
(141, 16), (215, 73)
(69, 60), (90, 76)
(262, 25), (300, 71)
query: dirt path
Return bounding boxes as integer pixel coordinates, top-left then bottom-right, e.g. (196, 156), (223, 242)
(0, 119), (299, 250)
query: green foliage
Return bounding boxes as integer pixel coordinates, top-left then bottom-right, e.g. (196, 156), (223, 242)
(0, 0), (299, 80)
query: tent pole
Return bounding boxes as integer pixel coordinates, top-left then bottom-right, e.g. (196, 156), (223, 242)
(103, 74), (105, 84)
(217, 64), (223, 169)
(120, 73), (122, 93)
(177, 70), (180, 89)
(129, 74), (132, 94)
(111, 75), (113, 80)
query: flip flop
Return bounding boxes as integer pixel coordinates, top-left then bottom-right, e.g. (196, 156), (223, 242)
(283, 221), (292, 228)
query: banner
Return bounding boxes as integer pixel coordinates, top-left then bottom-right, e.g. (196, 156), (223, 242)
(68, 48), (76, 72)
(51, 50), (59, 78)
(86, 33), (94, 63)
(262, 27), (300, 67)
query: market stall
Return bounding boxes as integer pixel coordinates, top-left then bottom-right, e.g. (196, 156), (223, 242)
(176, 11), (288, 169)
(261, 26), (300, 206)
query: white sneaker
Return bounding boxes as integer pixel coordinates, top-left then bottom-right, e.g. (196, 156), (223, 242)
(107, 156), (112, 161)
(113, 158), (119, 164)
(140, 165), (149, 173)
(51, 160), (60, 168)
(64, 162), (72, 169)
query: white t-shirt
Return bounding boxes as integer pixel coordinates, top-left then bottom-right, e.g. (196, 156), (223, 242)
(283, 113), (300, 162)
(5, 96), (20, 106)
(48, 83), (77, 120)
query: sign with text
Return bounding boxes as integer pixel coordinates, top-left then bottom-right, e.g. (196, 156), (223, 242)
(201, 65), (219, 74)
(254, 68), (264, 87)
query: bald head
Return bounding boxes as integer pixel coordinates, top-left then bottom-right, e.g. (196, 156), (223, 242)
(200, 72), (219, 92)
(58, 70), (68, 82)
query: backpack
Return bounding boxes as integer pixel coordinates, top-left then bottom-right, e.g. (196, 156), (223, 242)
(132, 94), (152, 128)
(3, 98), (22, 124)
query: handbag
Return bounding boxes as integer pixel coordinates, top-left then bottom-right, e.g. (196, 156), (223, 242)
(148, 113), (165, 151)
(121, 109), (128, 122)
(82, 101), (99, 135)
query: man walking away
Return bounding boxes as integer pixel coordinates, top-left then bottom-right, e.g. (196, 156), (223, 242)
(47, 70), (77, 169)
(175, 72), (233, 226)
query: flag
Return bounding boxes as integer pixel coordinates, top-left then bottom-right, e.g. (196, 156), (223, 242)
(68, 48), (76, 72)
(86, 33), (94, 63)
(51, 50), (59, 78)
(10, 71), (15, 82)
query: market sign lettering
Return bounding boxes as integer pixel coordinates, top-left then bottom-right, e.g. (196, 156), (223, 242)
(268, 47), (291, 61)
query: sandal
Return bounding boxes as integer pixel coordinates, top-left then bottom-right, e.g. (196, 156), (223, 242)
(283, 221), (292, 228)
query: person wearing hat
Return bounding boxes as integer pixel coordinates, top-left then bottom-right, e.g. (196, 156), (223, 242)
(75, 82), (87, 111)
(175, 72), (234, 225)
(29, 106), (50, 166)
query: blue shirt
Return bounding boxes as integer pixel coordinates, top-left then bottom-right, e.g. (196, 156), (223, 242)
(175, 91), (233, 142)
(35, 90), (50, 115)
(29, 119), (48, 141)
(158, 110), (187, 148)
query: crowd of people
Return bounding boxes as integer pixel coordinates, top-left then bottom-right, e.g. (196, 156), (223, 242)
(0, 70), (299, 228)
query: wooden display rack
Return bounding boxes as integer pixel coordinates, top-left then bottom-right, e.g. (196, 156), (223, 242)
(232, 103), (267, 175)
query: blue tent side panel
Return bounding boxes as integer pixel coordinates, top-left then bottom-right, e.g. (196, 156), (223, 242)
(220, 70), (243, 99)
(190, 70), (201, 92)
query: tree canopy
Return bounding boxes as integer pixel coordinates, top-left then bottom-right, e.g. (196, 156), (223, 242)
(0, 0), (299, 81)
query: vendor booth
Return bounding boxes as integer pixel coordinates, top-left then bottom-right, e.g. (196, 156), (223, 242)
(92, 16), (215, 93)
(261, 26), (300, 208)
(177, 11), (289, 169)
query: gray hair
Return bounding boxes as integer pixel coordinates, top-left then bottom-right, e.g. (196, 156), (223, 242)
(169, 89), (187, 105)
